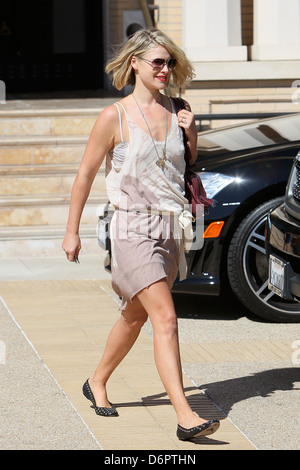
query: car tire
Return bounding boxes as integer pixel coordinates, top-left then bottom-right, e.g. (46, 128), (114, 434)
(227, 197), (300, 322)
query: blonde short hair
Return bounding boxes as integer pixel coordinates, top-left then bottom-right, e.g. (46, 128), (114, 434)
(105, 28), (194, 90)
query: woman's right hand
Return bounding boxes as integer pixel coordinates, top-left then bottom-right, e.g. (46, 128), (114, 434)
(61, 104), (117, 264)
(62, 232), (81, 262)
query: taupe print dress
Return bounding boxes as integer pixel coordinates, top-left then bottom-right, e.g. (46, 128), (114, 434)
(105, 97), (192, 310)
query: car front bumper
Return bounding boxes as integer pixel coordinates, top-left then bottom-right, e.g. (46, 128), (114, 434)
(266, 204), (300, 300)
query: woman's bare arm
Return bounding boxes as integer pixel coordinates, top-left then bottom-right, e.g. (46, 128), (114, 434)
(62, 105), (118, 261)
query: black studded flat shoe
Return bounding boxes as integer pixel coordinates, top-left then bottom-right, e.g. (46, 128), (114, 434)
(82, 379), (119, 417)
(177, 419), (220, 440)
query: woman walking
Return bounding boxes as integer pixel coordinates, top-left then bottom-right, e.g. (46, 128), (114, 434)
(62, 28), (219, 441)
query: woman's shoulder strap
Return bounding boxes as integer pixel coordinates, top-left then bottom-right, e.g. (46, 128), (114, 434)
(113, 102), (126, 143)
(171, 96), (185, 113)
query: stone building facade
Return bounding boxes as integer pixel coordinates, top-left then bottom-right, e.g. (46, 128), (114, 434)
(1, 0), (300, 126)
(107, 0), (300, 127)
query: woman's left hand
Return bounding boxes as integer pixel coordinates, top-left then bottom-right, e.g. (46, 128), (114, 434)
(177, 109), (196, 137)
(177, 103), (197, 163)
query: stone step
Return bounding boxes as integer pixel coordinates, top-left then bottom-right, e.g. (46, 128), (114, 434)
(0, 195), (105, 227)
(0, 223), (96, 241)
(0, 193), (100, 207)
(0, 104), (103, 137)
(0, 135), (87, 166)
(0, 115), (96, 137)
(0, 235), (99, 258)
(0, 167), (106, 197)
(0, 99), (111, 250)
(0, 225), (99, 258)
(0, 163), (80, 176)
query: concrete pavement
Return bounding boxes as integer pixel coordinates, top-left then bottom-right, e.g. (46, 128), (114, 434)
(0, 253), (257, 450)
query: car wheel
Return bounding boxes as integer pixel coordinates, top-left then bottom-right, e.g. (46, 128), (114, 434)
(227, 197), (300, 322)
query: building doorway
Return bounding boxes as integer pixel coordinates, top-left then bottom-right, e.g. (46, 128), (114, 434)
(0, 0), (104, 94)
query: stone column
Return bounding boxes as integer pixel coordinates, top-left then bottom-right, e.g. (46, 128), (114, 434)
(252, 0), (300, 60)
(182, 0), (247, 61)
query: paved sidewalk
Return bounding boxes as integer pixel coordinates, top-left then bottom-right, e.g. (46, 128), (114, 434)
(0, 255), (256, 450)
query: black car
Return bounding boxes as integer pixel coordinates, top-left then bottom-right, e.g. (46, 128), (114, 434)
(97, 113), (300, 323)
(265, 151), (300, 322)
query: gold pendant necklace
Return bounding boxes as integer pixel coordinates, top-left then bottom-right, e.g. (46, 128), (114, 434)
(132, 94), (168, 169)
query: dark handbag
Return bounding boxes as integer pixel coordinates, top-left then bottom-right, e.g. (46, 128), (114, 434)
(173, 97), (214, 216)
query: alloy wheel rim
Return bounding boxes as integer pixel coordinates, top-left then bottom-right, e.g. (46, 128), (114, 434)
(242, 214), (300, 314)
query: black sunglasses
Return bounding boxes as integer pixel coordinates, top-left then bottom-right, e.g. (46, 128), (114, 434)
(136, 56), (177, 71)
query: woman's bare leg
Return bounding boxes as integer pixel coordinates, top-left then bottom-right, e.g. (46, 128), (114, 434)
(136, 279), (210, 429)
(88, 299), (148, 407)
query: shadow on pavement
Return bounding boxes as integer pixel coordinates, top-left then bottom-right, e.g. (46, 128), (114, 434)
(199, 367), (300, 416)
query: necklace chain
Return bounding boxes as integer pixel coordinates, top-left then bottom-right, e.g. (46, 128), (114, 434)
(132, 93), (168, 168)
